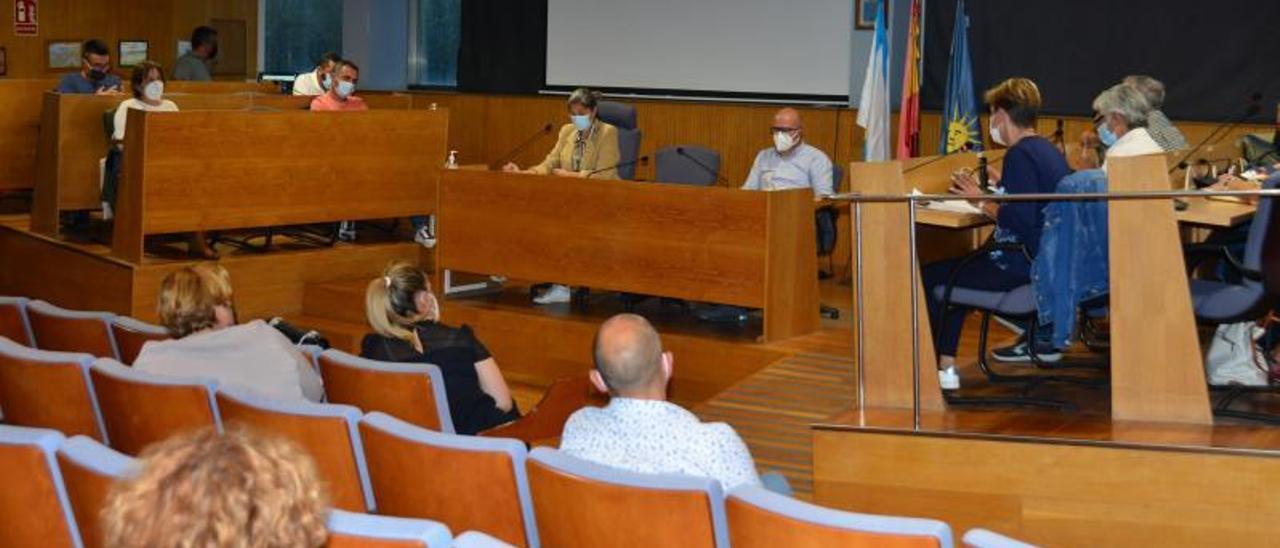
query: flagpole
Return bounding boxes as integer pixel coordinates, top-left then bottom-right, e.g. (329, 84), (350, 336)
(915, 0), (926, 153)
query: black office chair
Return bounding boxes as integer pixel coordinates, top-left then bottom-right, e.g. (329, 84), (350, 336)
(817, 165), (843, 320)
(596, 101), (641, 180)
(1185, 174), (1280, 422)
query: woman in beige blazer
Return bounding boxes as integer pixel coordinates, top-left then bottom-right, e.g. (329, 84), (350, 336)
(504, 88), (622, 180)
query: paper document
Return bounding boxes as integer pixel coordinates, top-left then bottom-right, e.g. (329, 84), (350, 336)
(911, 188), (985, 215)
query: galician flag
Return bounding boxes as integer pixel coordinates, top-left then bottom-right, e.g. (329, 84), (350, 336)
(857, 0), (891, 162)
(939, 0), (983, 154)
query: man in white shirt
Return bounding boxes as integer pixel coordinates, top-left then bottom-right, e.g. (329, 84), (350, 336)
(560, 314), (762, 492)
(1092, 83), (1163, 169)
(292, 52), (342, 96)
(742, 107), (835, 198)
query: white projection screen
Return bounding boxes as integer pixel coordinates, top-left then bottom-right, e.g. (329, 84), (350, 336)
(546, 0), (855, 97)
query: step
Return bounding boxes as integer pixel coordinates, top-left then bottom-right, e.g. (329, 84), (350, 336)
(282, 314), (368, 355)
(302, 279), (370, 325)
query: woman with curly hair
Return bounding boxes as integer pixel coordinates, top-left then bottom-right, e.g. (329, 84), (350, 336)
(101, 426), (329, 547)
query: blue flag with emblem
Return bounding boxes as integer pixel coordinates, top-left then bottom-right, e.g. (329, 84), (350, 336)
(939, 0), (982, 154)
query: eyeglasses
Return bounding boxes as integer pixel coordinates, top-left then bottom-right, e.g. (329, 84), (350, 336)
(770, 126), (800, 133)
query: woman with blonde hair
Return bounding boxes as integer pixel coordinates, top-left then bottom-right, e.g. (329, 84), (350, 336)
(923, 77), (1070, 389)
(101, 426), (329, 547)
(132, 263), (324, 402)
(361, 261), (518, 434)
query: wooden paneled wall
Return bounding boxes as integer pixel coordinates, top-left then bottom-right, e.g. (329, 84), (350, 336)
(0, 0), (258, 80)
(411, 91), (1273, 189)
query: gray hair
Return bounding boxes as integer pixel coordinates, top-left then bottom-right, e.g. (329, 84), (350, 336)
(1122, 75), (1166, 109)
(567, 87), (601, 110)
(1092, 84), (1151, 128)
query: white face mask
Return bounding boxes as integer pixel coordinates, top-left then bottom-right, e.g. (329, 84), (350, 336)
(143, 80), (164, 102)
(989, 117), (1006, 146)
(773, 131), (797, 152)
(336, 80), (355, 98)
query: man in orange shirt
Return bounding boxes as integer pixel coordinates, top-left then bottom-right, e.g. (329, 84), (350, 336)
(309, 59), (367, 112)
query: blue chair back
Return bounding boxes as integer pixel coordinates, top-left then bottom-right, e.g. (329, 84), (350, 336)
(326, 509), (453, 548)
(0, 425), (82, 548)
(26, 301), (119, 360)
(596, 101), (641, 180)
(962, 527), (1039, 548)
(655, 145), (721, 186)
(214, 385), (374, 512)
(89, 358), (221, 456)
(360, 412), (538, 547)
(725, 484), (953, 547)
(319, 349), (455, 433)
(1246, 175), (1280, 295)
(526, 447), (728, 547)
(0, 296), (34, 346)
(0, 337), (106, 442)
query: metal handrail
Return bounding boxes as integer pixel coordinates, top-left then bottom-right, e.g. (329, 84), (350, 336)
(848, 185), (1275, 430)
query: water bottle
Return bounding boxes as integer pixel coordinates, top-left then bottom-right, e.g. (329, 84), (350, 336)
(446, 150), (458, 169)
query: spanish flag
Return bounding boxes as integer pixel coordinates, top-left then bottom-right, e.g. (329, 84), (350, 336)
(896, 0), (923, 159)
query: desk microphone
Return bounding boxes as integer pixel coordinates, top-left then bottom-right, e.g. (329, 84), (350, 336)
(588, 155), (649, 177)
(1052, 118), (1066, 157)
(675, 147), (726, 184)
(491, 122), (556, 170)
(977, 153), (989, 191)
(1171, 92), (1263, 174)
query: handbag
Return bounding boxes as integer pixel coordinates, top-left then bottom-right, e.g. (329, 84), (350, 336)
(1205, 321), (1268, 386)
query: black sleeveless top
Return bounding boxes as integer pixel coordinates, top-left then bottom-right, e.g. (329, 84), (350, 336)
(360, 322), (519, 435)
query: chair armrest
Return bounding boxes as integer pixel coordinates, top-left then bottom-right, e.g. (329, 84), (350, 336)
(1184, 243), (1265, 281)
(478, 374), (609, 444)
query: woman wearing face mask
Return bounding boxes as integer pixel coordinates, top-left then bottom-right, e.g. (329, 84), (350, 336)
(502, 87), (622, 180)
(922, 77), (1071, 390)
(361, 261), (520, 435)
(1091, 83), (1162, 168)
(102, 60), (179, 221)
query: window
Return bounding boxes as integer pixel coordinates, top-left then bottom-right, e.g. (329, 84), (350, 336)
(410, 0), (461, 87)
(263, 0), (343, 75)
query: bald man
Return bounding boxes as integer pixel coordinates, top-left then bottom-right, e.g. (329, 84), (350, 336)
(559, 314), (762, 491)
(741, 108), (835, 197)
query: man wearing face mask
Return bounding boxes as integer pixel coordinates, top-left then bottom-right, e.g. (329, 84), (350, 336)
(741, 108), (834, 198)
(174, 26), (217, 81)
(309, 59), (367, 112)
(1092, 83), (1162, 168)
(922, 78), (1070, 389)
(292, 52), (342, 96)
(56, 39), (122, 94)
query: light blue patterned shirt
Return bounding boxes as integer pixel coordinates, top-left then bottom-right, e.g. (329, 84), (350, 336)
(559, 398), (761, 491)
(741, 142), (835, 197)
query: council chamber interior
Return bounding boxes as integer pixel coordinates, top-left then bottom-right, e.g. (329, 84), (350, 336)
(0, 0), (1279, 547)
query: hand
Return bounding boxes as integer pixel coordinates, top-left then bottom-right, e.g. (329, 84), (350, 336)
(552, 168), (585, 178)
(949, 170), (986, 207)
(501, 162), (520, 173)
(95, 85), (121, 95)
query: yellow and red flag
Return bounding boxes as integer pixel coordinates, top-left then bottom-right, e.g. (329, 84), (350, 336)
(896, 0), (923, 159)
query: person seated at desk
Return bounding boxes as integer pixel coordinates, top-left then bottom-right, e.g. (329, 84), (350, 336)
(102, 60), (178, 217)
(922, 77), (1069, 390)
(503, 87), (621, 304)
(1122, 75), (1187, 152)
(561, 314), (784, 493)
(133, 264), (325, 403)
(55, 39), (122, 94)
(292, 51), (341, 96)
(173, 25), (217, 81)
(1094, 83), (1163, 166)
(741, 107), (834, 198)
(361, 261), (520, 435)
(310, 59), (367, 112)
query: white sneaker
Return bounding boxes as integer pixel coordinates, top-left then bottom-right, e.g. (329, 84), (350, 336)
(533, 284), (572, 305)
(489, 275), (507, 285)
(414, 225), (436, 248)
(338, 221), (356, 242)
(938, 366), (960, 391)
(101, 201), (113, 221)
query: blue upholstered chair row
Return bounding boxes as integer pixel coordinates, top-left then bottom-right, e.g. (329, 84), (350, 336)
(0, 297), (171, 364)
(0, 424), (469, 548)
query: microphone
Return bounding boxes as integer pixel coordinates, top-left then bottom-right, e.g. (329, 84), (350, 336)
(491, 122), (555, 170)
(976, 153), (990, 191)
(588, 155), (649, 177)
(1171, 92), (1264, 174)
(675, 147), (726, 184)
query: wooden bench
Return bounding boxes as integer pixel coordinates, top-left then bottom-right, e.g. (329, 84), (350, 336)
(0, 79), (56, 193)
(437, 170), (819, 341)
(111, 108), (449, 263)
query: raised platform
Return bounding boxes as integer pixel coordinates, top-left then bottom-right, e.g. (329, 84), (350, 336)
(813, 407), (1280, 546)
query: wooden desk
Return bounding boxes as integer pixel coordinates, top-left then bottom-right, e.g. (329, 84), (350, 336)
(913, 207), (991, 229)
(437, 170), (819, 342)
(111, 109), (449, 263)
(0, 80), (57, 192)
(1176, 197), (1256, 228)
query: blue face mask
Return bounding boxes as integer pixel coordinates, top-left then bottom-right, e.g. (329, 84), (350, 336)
(1097, 122), (1118, 147)
(336, 80), (355, 98)
(321, 73), (332, 91)
(571, 114), (592, 131)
